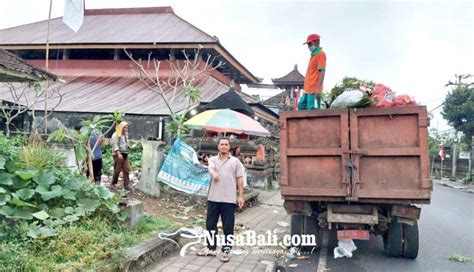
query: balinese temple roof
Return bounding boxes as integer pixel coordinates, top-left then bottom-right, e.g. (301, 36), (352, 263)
(0, 49), (57, 82)
(271, 64), (305, 88)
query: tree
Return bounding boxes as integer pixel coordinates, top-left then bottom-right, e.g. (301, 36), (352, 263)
(0, 81), (63, 137)
(125, 47), (224, 139)
(442, 75), (474, 143)
(48, 110), (124, 180)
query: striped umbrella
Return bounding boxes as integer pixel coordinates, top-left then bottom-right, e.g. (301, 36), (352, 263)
(184, 109), (270, 137)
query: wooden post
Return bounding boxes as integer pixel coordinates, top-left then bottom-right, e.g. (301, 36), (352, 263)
(62, 49), (69, 60)
(44, 0), (53, 133)
(113, 48), (119, 60)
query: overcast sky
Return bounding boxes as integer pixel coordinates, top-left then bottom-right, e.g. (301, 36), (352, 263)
(1, 0), (472, 130)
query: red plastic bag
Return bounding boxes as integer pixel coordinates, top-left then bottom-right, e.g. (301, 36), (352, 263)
(371, 84), (395, 108)
(393, 95), (416, 107)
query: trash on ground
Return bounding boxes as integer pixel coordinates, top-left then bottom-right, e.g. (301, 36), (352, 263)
(273, 228), (286, 234)
(171, 214), (189, 220)
(334, 239), (357, 258)
(277, 221), (290, 228)
(232, 249), (245, 255)
(288, 263), (298, 268)
(287, 246), (299, 260)
(448, 254), (473, 263)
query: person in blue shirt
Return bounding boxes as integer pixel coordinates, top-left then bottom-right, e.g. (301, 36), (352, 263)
(88, 130), (103, 183)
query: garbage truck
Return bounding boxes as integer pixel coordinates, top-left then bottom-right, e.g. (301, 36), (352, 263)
(279, 106), (432, 258)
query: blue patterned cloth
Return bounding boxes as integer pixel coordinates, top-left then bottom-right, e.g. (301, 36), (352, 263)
(157, 139), (210, 196)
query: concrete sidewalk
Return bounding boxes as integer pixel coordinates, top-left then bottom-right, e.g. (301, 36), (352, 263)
(146, 190), (290, 272)
(434, 178), (474, 193)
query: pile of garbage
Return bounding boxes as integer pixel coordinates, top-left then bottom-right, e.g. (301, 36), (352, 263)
(330, 82), (416, 109)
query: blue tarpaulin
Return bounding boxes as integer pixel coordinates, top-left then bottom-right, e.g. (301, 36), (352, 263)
(157, 139), (210, 196)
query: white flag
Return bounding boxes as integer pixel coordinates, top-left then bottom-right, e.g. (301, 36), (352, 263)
(63, 0), (84, 32)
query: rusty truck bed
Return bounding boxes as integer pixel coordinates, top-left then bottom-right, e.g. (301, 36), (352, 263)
(279, 106), (432, 204)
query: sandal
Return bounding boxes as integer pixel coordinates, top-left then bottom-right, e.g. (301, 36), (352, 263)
(197, 248), (217, 257)
(220, 252), (230, 262)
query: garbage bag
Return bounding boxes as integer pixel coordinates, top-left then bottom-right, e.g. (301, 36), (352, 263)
(371, 83), (395, 108)
(393, 95), (416, 107)
(330, 90), (364, 108)
(334, 239), (357, 258)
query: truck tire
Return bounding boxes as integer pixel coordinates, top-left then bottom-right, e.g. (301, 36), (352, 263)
(402, 221), (419, 259)
(290, 214), (320, 252)
(385, 218), (403, 257)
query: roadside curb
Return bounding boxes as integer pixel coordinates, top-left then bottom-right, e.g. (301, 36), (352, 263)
(122, 230), (180, 271)
(435, 180), (474, 194)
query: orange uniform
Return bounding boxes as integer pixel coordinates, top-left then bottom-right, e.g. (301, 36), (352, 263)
(303, 48), (326, 94)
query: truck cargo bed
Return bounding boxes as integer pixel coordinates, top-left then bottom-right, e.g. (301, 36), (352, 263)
(279, 106), (432, 204)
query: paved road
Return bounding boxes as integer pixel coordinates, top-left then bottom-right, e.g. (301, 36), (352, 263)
(285, 183), (474, 272)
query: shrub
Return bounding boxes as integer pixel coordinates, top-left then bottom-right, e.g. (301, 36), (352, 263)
(0, 215), (175, 270)
(0, 133), (126, 240)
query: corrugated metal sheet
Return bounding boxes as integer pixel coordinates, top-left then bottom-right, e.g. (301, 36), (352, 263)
(0, 75), (238, 115)
(0, 7), (216, 45)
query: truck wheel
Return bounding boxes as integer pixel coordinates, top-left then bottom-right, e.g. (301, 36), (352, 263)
(290, 214), (320, 252)
(290, 214), (304, 237)
(402, 221), (419, 259)
(385, 218), (403, 257)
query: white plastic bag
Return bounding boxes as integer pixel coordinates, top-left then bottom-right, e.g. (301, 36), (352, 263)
(330, 90), (364, 108)
(333, 239), (357, 258)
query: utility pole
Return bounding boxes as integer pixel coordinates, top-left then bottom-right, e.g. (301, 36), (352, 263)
(452, 143), (457, 179)
(470, 136), (473, 183)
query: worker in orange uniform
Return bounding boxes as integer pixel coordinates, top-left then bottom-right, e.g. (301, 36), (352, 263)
(299, 34), (326, 110)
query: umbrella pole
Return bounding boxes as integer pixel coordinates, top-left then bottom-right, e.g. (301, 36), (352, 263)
(198, 129), (206, 154)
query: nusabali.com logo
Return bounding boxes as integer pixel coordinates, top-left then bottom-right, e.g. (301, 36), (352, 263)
(159, 228), (318, 256)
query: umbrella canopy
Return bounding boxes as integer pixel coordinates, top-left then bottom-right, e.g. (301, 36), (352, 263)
(184, 109), (270, 136)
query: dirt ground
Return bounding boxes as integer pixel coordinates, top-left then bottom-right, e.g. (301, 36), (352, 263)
(128, 187), (208, 226)
(105, 174), (259, 227)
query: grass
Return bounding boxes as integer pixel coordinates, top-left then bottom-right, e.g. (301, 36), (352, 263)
(0, 215), (175, 271)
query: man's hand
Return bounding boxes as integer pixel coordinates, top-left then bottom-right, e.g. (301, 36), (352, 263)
(117, 153), (123, 160)
(212, 173), (220, 182)
(237, 196), (244, 209)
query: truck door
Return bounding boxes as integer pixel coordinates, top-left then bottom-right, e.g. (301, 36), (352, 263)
(348, 107), (432, 200)
(280, 109), (350, 197)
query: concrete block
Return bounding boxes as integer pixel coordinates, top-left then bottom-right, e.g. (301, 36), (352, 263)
(136, 140), (166, 197)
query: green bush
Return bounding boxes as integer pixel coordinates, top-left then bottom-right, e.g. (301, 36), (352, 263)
(0, 133), (175, 270)
(0, 133), (125, 240)
(18, 141), (64, 170)
(0, 215), (174, 270)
